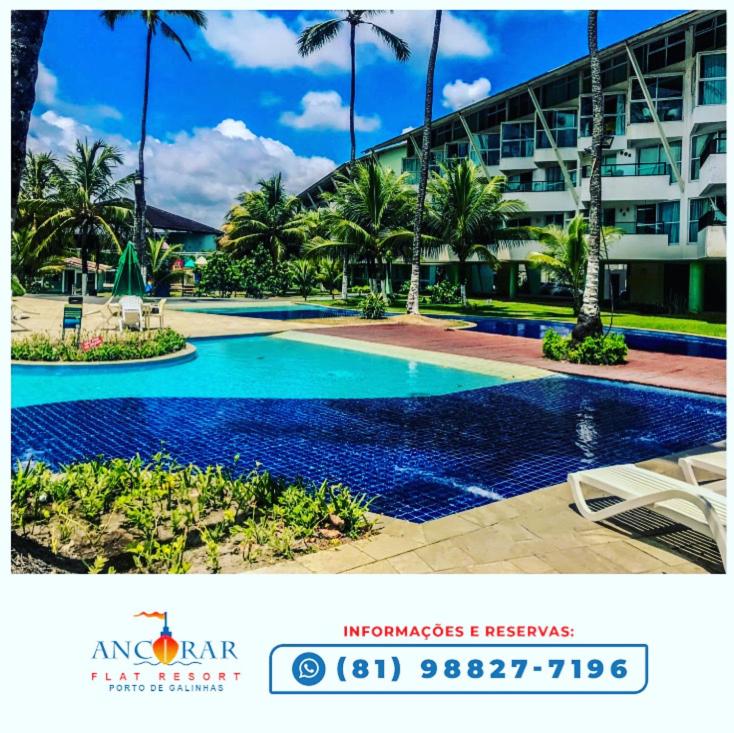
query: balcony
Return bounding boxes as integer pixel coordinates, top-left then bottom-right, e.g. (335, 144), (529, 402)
(626, 120), (683, 143)
(697, 209), (727, 258)
(499, 141), (534, 172)
(692, 103), (726, 132)
(504, 180), (577, 211)
(698, 136), (727, 196)
(580, 162), (675, 202)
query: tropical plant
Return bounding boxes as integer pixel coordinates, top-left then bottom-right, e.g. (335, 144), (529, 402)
(289, 259), (317, 301)
(298, 11), (410, 299)
(574, 9), (604, 341)
(407, 10), (442, 316)
(542, 328), (627, 365)
(32, 139), (134, 295)
(306, 161), (416, 293)
(196, 251), (241, 297)
(147, 236), (184, 292)
(317, 258), (343, 299)
(427, 159), (530, 305)
(529, 215), (621, 315)
(11, 225), (68, 288)
(220, 174), (308, 265)
(18, 151), (58, 222)
(11, 10), (48, 226)
(359, 291), (388, 320)
(101, 10), (208, 270)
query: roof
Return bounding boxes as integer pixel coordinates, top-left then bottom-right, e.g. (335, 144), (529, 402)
(64, 257), (113, 272)
(145, 205), (222, 235)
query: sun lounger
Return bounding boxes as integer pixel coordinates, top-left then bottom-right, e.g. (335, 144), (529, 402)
(62, 306), (83, 343)
(679, 450), (727, 486)
(568, 463), (727, 569)
(118, 295), (143, 331)
(11, 305), (30, 331)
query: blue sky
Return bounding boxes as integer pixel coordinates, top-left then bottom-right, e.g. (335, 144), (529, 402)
(30, 9), (686, 226)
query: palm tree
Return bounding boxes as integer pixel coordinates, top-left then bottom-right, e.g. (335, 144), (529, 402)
(574, 9), (604, 341)
(11, 10), (49, 227)
(290, 259), (318, 301)
(220, 174), (308, 265)
(298, 10), (410, 299)
(11, 225), (68, 289)
(427, 160), (530, 305)
(306, 161), (416, 293)
(147, 236), (184, 294)
(317, 258), (343, 299)
(101, 10), (207, 271)
(17, 151), (58, 230)
(407, 10), (442, 316)
(33, 139), (134, 295)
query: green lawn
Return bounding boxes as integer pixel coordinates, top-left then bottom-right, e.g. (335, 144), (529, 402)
(313, 296), (726, 338)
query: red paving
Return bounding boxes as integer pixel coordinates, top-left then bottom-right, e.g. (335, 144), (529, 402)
(307, 323), (726, 397)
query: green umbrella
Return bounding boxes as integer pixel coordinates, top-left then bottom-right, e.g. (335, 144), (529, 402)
(112, 241), (146, 297)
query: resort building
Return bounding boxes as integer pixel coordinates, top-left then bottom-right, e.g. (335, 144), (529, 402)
(298, 9), (726, 313)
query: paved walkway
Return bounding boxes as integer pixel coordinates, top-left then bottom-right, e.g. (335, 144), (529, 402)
(304, 322), (726, 396)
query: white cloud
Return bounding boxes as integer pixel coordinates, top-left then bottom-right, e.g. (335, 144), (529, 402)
(441, 77), (492, 110)
(280, 91), (380, 132)
(27, 111), (336, 227)
(35, 61), (121, 122)
(203, 10), (492, 71)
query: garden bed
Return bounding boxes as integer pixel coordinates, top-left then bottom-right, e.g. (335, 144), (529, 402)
(11, 328), (187, 363)
(11, 456), (376, 574)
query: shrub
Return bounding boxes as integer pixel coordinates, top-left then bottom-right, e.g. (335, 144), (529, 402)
(11, 328), (186, 363)
(399, 280), (411, 295)
(427, 280), (461, 304)
(359, 291), (387, 320)
(352, 285), (371, 294)
(289, 259), (317, 301)
(12, 275), (26, 297)
(197, 251), (242, 297)
(542, 328), (627, 365)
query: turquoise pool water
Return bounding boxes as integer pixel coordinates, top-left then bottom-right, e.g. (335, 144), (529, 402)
(11, 335), (505, 408)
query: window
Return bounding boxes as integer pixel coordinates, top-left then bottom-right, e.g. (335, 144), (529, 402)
(689, 196), (726, 241)
(579, 94), (626, 136)
(630, 75), (683, 123)
(582, 53), (628, 91)
(539, 73), (579, 107)
(507, 93), (533, 119)
(464, 102), (506, 132)
(501, 122), (534, 157)
(694, 13), (726, 53)
(545, 213), (564, 227)
(536, 110), (577, 148)
(637, 141), (682, 176)
(633, 31), (685, 72)
(445, 141), (469, 160)
(698, 52), (726, 105)
(636, 202), (680, 243)
(474, 133), (500, 166)
(690, 130), (726, 179)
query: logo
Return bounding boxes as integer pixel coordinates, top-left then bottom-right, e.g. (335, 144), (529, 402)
(90, 610), (241, 694)
(292, 652), (326, 687)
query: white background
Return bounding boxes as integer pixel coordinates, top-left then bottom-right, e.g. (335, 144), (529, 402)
(3, 1), (732, 731)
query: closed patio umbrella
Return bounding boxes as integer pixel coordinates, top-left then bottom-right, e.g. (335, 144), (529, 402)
(112, 241), (146, 297)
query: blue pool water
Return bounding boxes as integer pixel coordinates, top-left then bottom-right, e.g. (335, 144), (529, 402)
(11, 334), (726, 522)
(458, 316), (726, 359)
(11, 335), (502, 408)
(185, 304), (358, 320)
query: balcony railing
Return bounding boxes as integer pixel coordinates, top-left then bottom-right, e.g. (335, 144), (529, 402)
(501, 141), (535, 158)
(700, 134), (727, 168)
(581, 162), (669, 178)
(609, 220), (679, 241)
(505, 179), (575, 193)
(698, 208), (727, 230)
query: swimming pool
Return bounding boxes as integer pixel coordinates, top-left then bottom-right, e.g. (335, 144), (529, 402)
(185, 303), (358, 320)
(11, 335), (725, 522)
(457, 316), (726, 359)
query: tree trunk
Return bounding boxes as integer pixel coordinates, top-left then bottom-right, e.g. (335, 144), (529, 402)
(80, 229), (89, 296)
(134, 24), (154, 275)
(10, 11), (48, 228)
(341, 255), (349, 300)
(459, 258), (468, 306)
(348, 22), (357, 164)
(406, 10), (442, 316)
(573, 9), (603, 341)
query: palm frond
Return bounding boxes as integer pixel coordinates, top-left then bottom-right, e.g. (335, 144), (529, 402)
(297, 18), (344, 56)
(160, 20), (192, 60)
(366, 22), (410, 61)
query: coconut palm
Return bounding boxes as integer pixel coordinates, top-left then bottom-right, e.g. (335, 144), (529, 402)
(11, 225), (68, 289)
(574, 9), (604, 340)
(33, 139), (134, 295)
(317, 257), (343, 299)
(528, 215), (620, 315)
(147, 236), (184, 293)
(290, 259), (318, 301)
(427, 160), (531, 305)
(298, 11), (410, 299)
(17, 151), (58, 230)
(11, 10), (48, 226)
(220, 174), (308, 265)
(407, 10), (442, 316)
(306, 161), (416, 293)
(101, 10), (207, 270)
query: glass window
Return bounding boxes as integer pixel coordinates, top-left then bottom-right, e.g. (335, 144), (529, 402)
(694, 13), (726, 53)
(579, 93), (626, 136)
(501, 122), (534, 157)
(630, 75), (683, 123)
(690, 130), (726, 179)
(581, 53), (628, 92)
(634, 31), (685, 72)
(545, 213), (564, 227)
(536, 110), (578, 148)
(474, 133), (500, 166)
(689, 196), (727, 241)
(507, 94), (532, 119)
(445, 141), (469, 160)
(698, 52), (726, 105)
(635, 202), (680, 243)
(539, 73), (579, 107)
(637, 141), (681, 175)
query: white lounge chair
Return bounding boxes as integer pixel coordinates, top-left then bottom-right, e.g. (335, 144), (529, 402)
(679, 450), (726, 486)
(118, 295), (143, 331)
(11, 305), (30, 331)
(147, 298), (166, 329)
(568, 464), (727, 569)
